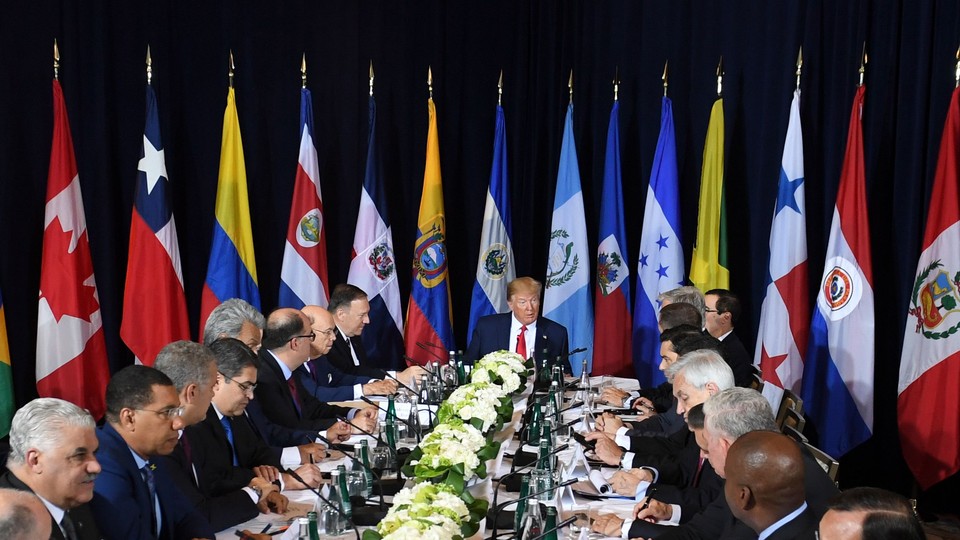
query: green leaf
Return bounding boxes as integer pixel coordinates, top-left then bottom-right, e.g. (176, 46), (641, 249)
(942, 295), (957, 311)
(362, 530), (383, 540)
(446, 468), (466, 493)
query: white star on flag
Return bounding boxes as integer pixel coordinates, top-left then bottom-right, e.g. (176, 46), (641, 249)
(138, 135), (167, 194)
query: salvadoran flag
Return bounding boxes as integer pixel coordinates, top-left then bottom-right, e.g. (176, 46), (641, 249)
(544, 103), (593, 376)
(801, 85), (874, 458)
(279, 87), (330, 309)
(468, 104), (515, 338)
(632, 96), (683, 387)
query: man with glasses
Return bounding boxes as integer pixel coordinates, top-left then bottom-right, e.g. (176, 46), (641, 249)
(91, 365), (214, 539)
(251, 308), (378, 446)
(703, 289), (752, 388)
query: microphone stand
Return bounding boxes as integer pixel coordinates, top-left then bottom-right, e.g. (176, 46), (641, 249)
(360, 396), (423, 443)
(527, 516), (578, 540)
(315, 434), (390, 525)
(487, 444), (569, 527)
(284, 467), (360, 540)
(489, 477), (578, 540)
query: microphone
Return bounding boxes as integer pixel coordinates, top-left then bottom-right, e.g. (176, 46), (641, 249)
(489, 444), (570, 520)
(284, 467), (360, 540)
(490, 477), (578, 539)
(528, 516), (578, 540)
(359, 396), (423, 442)
(314, 434), (389, 525)
(374, 371), (438, 427)
(414, 341), (447, 362)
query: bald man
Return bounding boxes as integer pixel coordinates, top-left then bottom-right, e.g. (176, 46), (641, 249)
(0, 488), (53, 540)
(818, 487), (925, 540)
(725, 431), (817, 539)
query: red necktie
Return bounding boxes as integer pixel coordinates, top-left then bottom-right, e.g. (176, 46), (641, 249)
(287, 377), (302, 416)
(517, 325), (528, 359)
(692, 457), (705, 487)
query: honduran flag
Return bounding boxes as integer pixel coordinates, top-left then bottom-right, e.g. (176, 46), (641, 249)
(120, 83), (190, 366)
(544, 103), (593, 376)
(279, 86), (330, 309)
(348, 93), (405, 370)
(632, 96), (684, 387)
(468, 103), (515, 338)
(199, 86), (260, 333)
(898, 86), (960, 489)
(37, 78), (110, 419)
(755, 88), (809, 410)
(404, 95), (455, 364)
(593, 100), (633, 377)
(801, 85), (874, 458)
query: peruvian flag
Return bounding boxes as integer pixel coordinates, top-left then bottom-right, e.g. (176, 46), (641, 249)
(36, 80), (110, 419)
(898, 87), (960, 489)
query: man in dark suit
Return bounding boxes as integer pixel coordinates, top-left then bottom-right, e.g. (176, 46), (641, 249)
(725, 431), (817, 540)
(90, 366), (214, 540)
(0, 488), (53, 539)
(251, 308), (378, 447)
(464, 276), (571, 372)
(1, 398), (102, 540)
(704, 289), (753, 388)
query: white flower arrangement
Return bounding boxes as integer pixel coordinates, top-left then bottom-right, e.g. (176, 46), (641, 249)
(470, 361), (522, 394)
(438, 382), (507, 433)
(409, 421), (487, 479)
(476, 350), (528, 374)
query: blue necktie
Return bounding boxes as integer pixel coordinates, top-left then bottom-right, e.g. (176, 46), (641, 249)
(220, 416), (240, 466)
(140, 463), (158, 538)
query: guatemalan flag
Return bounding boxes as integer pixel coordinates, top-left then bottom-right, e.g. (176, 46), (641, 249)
(544, 103), (593, 376)
(348, 92), (405, 370)
(279, 85), (330, 309)
(632, 96), (683, 387)
(593, 100), (633, 377)
(755, 88), (809, 410)
(468, 103), (515, 338)
(898, 86), (960, 490)
(199, 85), (260, 333)
(801, 85), (874, 458)
(120, 82), (190, 366)
(404, 94), (455, 365)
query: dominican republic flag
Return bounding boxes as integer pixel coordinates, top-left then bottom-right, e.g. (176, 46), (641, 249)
(593, 100), (632, 377)
(279, 87), (329, 309)
(544, 103), (593, 376)
(120, 83), (190, 366)
(348, 94), (405, 370)
(468, 103), (515, 338)
(632, 96), (683, 387)
(755, 89), (809, 410)
(801, 85), (874, 458)
(898, 86), (960, 489)
(37, 79), (110, 419)
(405, 96), (455, 364)
(199, 86), (260, 333)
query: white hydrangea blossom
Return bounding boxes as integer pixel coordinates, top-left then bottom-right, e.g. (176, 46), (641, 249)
(378, 483), (470, 540)
(412, 422), (487, 478)
(443, 382), (508, 432)
(477, 350), (527, 373)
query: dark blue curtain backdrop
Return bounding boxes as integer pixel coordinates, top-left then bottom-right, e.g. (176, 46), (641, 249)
(1, 0), (958, 505)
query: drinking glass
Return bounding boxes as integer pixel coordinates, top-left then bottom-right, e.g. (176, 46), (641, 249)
(530, 468), (555, 501)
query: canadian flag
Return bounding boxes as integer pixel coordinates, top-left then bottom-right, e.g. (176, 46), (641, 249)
(36, 79), (110, 419)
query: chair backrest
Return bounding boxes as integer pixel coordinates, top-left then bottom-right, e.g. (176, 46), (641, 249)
(803, 441), (840, 484)
(781, 423), (808, 444)
(775, 389), (803, 428)
(749, 373), (764, 392)
(749, 364), (762, 379)
(779, 407), (806, 432)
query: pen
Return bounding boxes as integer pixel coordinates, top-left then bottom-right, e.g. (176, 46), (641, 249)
(269, 526), (290, 536)
(260, 524), (271, 534)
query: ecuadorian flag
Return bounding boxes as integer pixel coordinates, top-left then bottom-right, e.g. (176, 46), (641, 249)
(200, 86), (260, 332)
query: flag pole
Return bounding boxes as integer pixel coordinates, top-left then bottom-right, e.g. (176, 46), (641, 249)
(795, 47), (802, 90)
(568, 69), (573, 104)
(229, 49), (235, 88)
(427, 65), (433, 99)
(716, 56), (724, 97)
(858, 43), (867, 87)
(954, 46), (959, 88)
(301, 53), (307, 89)
(613, 66), (619, 102)
(53, 39), (60, 80)
(497, 69), (503, 107)
(662, 60), (669, 97)
(369, 60), (374, 97)
(146, 45), (153, 85)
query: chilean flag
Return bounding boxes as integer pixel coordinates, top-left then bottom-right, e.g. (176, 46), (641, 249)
(898, 87), (960, 489)
(36, 79), (110, 419)
(755, 89), (809, 409)
(593, 100), (633, 377)
(120, 83), (190, 366)
(279, 87), (330, 309)
(801, 85), (874, 458)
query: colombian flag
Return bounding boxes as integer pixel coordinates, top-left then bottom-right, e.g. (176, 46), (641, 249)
(690, 98), (729, 291)
(404, 96), (455, 364)
(199, 86), (260, 333)
(0, 289), (12, 437)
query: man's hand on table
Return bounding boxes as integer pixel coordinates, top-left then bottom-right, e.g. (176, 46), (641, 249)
(584, 431), (625, 466)
(592, 513), (625, 537)
(610, 470), (644, 497)
(634, 497), (671, 523)
(596, 412), (625, 435)
(399, 365), (428, 386)
(325, 420), (352, 442)
(601, 387), (631, 406)
(252, 465), (280, 483)
(281, 463), (322, 489)
(297, 442), (327, 464)
(363, 379), (397, 396)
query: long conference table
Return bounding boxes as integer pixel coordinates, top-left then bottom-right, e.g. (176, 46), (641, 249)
(215, 376), (642, 540)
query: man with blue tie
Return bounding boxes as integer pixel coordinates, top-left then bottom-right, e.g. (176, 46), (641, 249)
(90, 365), (214, 540)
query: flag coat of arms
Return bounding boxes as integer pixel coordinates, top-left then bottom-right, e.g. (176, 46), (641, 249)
(898, 86), (960, 489)
(690, 98), (729, 291)
(37, 79), (110, 419)
(544, 103), (593, 376)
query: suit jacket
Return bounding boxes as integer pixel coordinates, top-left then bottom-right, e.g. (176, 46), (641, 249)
(464, 313), (570, 372)
(0, 470), (102, 540)
(764, 507), (818, 540)
(326, 329), (389, 379)
(297, 357), (371, 402)
(625, 403), (686, 439)
(252, 349), (353, 447)
(718, 332), (753, 389)
(638, 381), (675, 413)
(90, 422), (214, 540)
(157, 409), (266, 531)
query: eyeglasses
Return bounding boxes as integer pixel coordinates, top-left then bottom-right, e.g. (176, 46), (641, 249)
(290, 331), (316, 343)
(220, 372), (257, 394)
(316, 327), (336, 337)
(134, 407), (184, 420)
(704, 308), (719, 313)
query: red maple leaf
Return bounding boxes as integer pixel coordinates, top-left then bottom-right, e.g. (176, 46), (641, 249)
(39, 216), (100, 323)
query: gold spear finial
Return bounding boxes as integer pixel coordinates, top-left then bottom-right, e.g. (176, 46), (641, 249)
(568, 69), (573, 104)
(53, 39), (60, 80)
(795, 46), (803, 90)
(716, 56), (724, 97)
(369, 60), (374, 97)
(146, 45), (153, 85)
(613, 66), (620, 102)
(954, 46), (959, 88)
(662, 60), (669, 97)
(301, 53), (307, 89)
(229, 50), (235, 88)
(498, 69), (503, 107)
(858, 43), (867, 87)
(428, 65), (433, 99)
